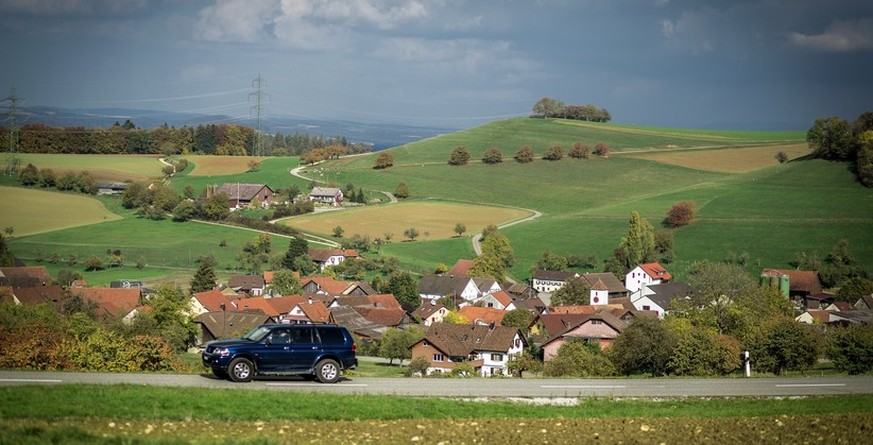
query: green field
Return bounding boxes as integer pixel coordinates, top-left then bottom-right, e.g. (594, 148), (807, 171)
(0, 385), (870, 444)
(7, 117), (872, 284)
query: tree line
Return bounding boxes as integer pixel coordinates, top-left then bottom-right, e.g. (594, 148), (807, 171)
(531, 97), (611, 122)
(0, 120), (370, 157)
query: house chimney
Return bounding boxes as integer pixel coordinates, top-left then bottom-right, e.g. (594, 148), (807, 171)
(430, 299), (436, 306)
(489, 322), (495, 330)
(308, 297), (313, 304)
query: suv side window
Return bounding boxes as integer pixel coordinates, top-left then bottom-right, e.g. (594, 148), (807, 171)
(317, 327), (344, 345)
(269, 328), (291, 345)
(289, 326), (316, 344)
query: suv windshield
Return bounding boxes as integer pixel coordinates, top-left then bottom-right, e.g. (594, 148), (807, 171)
(241, 326), (272, 341)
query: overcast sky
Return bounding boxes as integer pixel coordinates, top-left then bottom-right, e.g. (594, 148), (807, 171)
(1, 0), (871, 130)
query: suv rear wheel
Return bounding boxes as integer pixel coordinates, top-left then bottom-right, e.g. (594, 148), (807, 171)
(315, 358), (340, 383)
(212, 369), (228, 380)
(229, 357), (254, 382)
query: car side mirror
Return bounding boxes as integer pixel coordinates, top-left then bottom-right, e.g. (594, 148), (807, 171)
(264, 337), (272, 345)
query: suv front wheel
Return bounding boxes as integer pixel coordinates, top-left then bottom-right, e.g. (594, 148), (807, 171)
(229, 357), (254, 382)
(315, 358), (340, 383)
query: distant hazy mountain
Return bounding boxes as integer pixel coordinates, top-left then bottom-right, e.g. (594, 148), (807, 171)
(13, 106), (455, 150)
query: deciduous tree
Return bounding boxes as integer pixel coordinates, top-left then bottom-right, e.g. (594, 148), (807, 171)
(385, 271), (420, 311)
(807, 116), (856, 161)
(514, 146), (534, 163)
(373, 151), (394, 169)
(551, 277), (591, 306)
(663, 200), (698, 228)
(608, 316), (676, 376)
(542, 145), (564, 161)
(482, 147), (503, 164)
(448, 146), (470, 165)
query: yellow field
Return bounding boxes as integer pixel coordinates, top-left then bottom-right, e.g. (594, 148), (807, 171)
(0, 186), (121, 236)
(279, 201), (532, 240)
(622, 143), (811, 173)
(187, 155), (267, 176)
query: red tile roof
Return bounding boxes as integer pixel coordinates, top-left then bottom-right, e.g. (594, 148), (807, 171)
(489, 291), (513, 307)
(458, 306), (506, 325)
(299, 302), (331, 323)
(448, 259), (474, 277)
(0, 266), (52, 287)
(72, 287), (140, 318)
(549, 305), (598, 315)
(639, 262), (672, 281)
(11, 285), (64, 306)
(193, 288), (239, 312)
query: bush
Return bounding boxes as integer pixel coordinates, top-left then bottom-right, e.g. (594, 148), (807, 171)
(482, 147), (503, 164)
(750, 318), (822, 375)
(543, 145), (564, 161)
(406, 356), (430, 377)
(594, 142), (610, 157)
(826, 323), (873, 375)
(448, 146), (470, 166)
(514, 146), (534, 163)
(543, 341), (614, 377)
(668, 328), (741, 376)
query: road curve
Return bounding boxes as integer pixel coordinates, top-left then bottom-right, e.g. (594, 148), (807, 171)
(1, 371), (871, 398)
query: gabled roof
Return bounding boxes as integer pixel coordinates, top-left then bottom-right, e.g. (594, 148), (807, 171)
(418, 323), (523, 356)
(309, 187), (342, 197)
(302, 276), (353, 295)
(263, 295), (305, 314)
(637, 262), (672, 281)
(412, 301), (446, 319)
(488, 291), (513, 307)
(458, 306), (506, 325)
(504, 283), (537, 299)
(0, 266), (52, 287)
(332, 294), (401, 309)
(512, 296), (548, 313)
(798, 310), (830, 324)
(827, 301), (856, 312)
(549, 305), (598, 315)
(641, 282), (695, 310)
(418, 275), (472, 296)
(12, 285), (64, 306)
(296, 302), (331, 323)
(329, 305), (387, 339)
(72, 287), (141, 318)
(353, 306), (407, 327)
(536, 313), (590, 337)
(448, 259), (474, 277)
(472, 278), (500, 293)
(828, 309), (873, 325)
(215, 183), (272, 201)
(581, 273), (629, 294)
(193, 288), (239, 312)
(194, 311), (273, 341)
(236, 297), (280, 317)
(308, 249), (359, 262)
(532, 269), (576, 281)
(856, 295), (873, 310)
(227, 274), (265, 291)
(762, 269), (822, 295)
(541, 311), (628, 348)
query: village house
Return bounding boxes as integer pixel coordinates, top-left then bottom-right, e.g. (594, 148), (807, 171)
(580, 272), (629, 300)
(308, 248), (359, 272)
(531, 269), (577, 293)
(286, 301), (332, 324)
(189, 288), (241, 316)
(2, 285), (64, 307)
(458, 306), (507, 326)
(410, 322), (526, 376)
(625, 262), (672, 294)
(308, 187), (344, 206)
(194, 311), (274, 344)
(0, 266), (53, 288)
(227, 274), (266, 296)
(541, 311), (630, 361)
(412, 301), (449, 326)
(762, 268), (828, 310)
(479, 290), (515, 310)
(417, 275), (502, 303)
(213, 183), (274, 209)
(300, 276), (374, 295)
(70, 287), (142, 320)
(629, 281), (695, 318)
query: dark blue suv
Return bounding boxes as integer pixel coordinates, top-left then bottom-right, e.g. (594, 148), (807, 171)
(202, 323), (357, 383)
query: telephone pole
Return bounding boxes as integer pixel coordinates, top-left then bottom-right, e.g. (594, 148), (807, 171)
(2, 87), (21, 175)
(249, 74), (266, 156)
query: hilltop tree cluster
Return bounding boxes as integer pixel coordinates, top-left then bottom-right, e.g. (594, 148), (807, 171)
(0, 121), (370, 157)
(807, 111), (873, 187)
(448, 142), (610, 165)
(532, 97), (611, 122)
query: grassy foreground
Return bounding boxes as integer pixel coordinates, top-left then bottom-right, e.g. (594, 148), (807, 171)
(0, 385), (871, 443)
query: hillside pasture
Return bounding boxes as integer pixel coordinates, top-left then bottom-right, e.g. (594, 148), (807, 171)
(16, 153), (163, 182)
(622, 143), (811, 173)
(0, 186), (121, 236)
(279, 201), (532, 241)
(185, 155), (267, 176)
(170, 156), (303, 196)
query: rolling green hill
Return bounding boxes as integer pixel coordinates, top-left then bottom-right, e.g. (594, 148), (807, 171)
(303, 118), (872, 280)
(7, 117), (872, 286)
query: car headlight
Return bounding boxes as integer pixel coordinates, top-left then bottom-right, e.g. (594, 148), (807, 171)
(213, 347), (231, 357)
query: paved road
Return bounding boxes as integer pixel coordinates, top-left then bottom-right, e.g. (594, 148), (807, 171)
(1, 371), (871, 398)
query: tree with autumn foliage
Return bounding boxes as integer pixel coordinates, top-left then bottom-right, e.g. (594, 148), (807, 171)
(664, 201), (698, 228)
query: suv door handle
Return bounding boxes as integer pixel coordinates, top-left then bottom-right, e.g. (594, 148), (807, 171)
(312, 346), (318, 350)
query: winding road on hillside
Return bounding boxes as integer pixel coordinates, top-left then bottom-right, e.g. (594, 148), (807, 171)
(1, 371), (871, 398)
